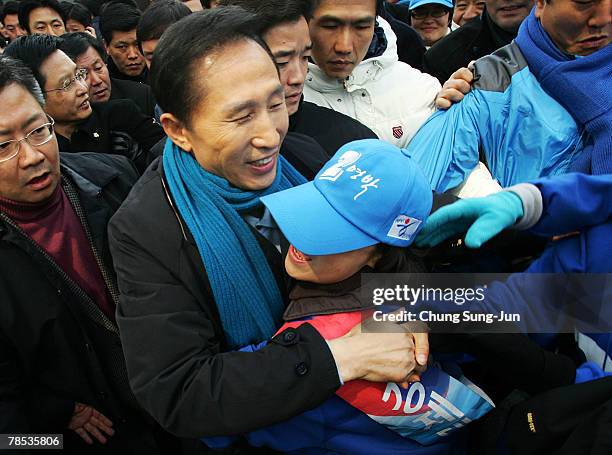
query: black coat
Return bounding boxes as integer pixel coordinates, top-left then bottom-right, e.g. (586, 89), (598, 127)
(107, 158), (341, 439)
(423, 12), (516, 84)
(56, 99), (165, 174)
(0, 153), (167, 454)
(380, 5), (426, 70)
(107, 58), (149, 85)
(289, 99), (378, 159)
(110, 78), (157, 118)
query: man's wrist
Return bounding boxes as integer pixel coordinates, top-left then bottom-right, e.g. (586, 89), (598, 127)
(504, 183), (543, 230)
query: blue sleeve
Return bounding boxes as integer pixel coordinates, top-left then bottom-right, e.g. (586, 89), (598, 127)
(403, 89), (496, 193)
(528, 173), (612, 237)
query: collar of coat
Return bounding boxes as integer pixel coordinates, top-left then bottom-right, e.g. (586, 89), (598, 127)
(283, 266), (376, 321)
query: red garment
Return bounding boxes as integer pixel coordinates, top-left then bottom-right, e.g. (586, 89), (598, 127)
(0, 185), (116, 321)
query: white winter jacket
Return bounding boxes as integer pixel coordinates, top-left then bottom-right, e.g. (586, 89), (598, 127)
(304, 17), (441, 148)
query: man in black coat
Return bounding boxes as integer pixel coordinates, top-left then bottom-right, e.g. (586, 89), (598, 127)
(108, 8), (426, 445)
(5, 34), (164, 173)
(423, 0), (531, 84)
(59, 32), (156, 117)
(0, 56), (173, 454)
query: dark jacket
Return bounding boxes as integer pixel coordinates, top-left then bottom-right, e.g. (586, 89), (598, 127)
(107, 58), (149, 85)
(289, 99), (378, 159)
(56, 99), (165, 174)
(107, 158), (341, 440)
(110, 78), (156, 118)
(423, 12), (516, 84)
(380, 4), (426, 70)
(0, 153), (166, 454)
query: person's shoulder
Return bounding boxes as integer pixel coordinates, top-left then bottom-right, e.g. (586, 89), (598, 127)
(385, 58), (441, 91)
(301, 102), (376, 135)
(472, 42), (529, 93)
(60, 151), (139, 186)
(111, 78), (151, 96)
(109, 157), (165, 230)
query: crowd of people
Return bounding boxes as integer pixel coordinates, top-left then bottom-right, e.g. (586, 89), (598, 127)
(0, 0), (610, 454)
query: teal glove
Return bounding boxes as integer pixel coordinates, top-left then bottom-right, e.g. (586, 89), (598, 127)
(415, 191), (524, 248)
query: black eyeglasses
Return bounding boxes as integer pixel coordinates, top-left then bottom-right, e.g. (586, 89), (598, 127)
(410, 8), (450, 19)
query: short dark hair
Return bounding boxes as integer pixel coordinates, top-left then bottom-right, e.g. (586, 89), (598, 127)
(218, 0), (312, 33)
(0, 55), (45, 106)
(310, 0), (384, 16)
(151, 7), (273, 125)
(18, 0), (66, 34)
(99, 2), (141, 44)
(200, 0), (211, 7)
(137, 0), (191, 46)
(59, 31), (107, 62)
(1, 1), (20, 26)
(77, 0), (102, 16)
(61, 1), (93, 28)
(4, 34), (62, 90)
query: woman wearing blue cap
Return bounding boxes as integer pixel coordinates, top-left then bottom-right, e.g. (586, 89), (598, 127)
(405, 0), (456, 48)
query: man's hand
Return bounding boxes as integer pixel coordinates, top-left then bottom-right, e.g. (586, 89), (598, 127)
(68, 402), (115, 445)
(435, 67), (474, 110)
(328, 317), (429, 386)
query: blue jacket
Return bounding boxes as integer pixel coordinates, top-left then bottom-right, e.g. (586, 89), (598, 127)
(404, 42), (590, 192)
(466, 174), (612, 371)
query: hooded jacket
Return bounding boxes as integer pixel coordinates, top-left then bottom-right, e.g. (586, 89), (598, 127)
(304, 17), (441, 148)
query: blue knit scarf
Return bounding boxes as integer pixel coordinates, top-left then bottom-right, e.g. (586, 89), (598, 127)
(162, 139), (307, 348)
(515, 10), (612, 174)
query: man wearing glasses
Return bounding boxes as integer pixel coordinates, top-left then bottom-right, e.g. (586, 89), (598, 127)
(4, 34), (164, 174)
(0, 56), (175, 453)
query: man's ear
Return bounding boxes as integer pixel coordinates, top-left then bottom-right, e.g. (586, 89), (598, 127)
(534, 0), (545, 19)
(160, 112), (193, 152)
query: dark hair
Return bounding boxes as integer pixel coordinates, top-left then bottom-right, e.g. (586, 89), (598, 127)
(373, 244), (428, 273)
(99, 2), (141, 44)
(137, 0), (191, 47)
(3, 34), (62, 90)
(219, 0), (312, 33)
(0, 55), (45, 106)
(1, 1), (20, 26)
(311, 0), (384, 17)
(151, 7), (272, 125)
(18, 0), (66, 34)
(59, 30), (107, 62)
(200, 0), (211, 7)
(76, 0), (102, 16)
(61, 1), (93, 28)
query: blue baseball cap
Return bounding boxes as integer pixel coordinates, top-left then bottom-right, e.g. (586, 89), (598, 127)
(260, 139), (433, 256)
(400, 0), (453, 10)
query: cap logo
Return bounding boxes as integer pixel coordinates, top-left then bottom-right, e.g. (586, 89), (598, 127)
(392, 125), (404, 139)
(387, 215), (422, 241)
(319, 150), (361, 182)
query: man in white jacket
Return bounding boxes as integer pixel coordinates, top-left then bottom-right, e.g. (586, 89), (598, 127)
(304, 0), (441, 148)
